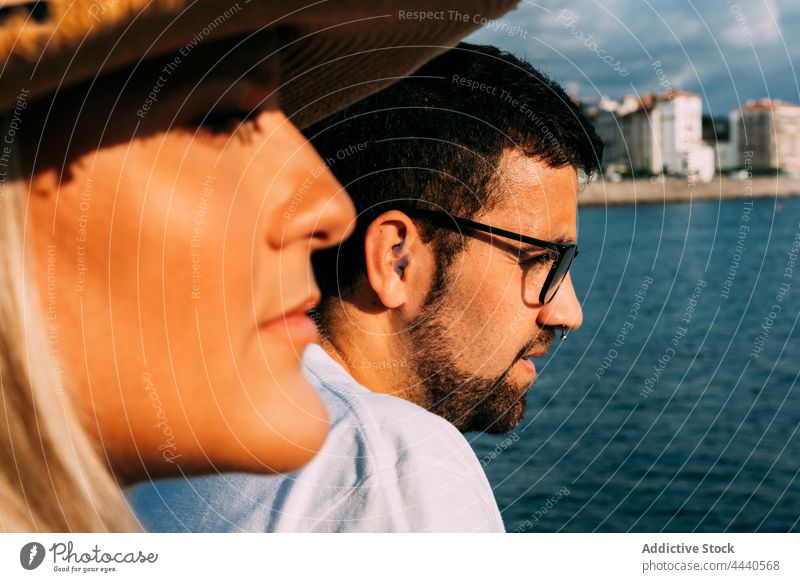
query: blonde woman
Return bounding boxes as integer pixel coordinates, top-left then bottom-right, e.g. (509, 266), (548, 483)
(0, 0), (517, 531)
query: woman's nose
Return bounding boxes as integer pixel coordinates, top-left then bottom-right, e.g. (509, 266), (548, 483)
(282, 165), (355, 251)
(537, 273), (583, 330)
(269, 123), (356, 251)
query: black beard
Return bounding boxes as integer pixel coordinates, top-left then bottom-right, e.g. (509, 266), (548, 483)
(405, 276), (550, 433)
(409, 316), (530, 433)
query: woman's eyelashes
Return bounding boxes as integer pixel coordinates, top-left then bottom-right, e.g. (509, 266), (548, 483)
(192, 108), (255, 134)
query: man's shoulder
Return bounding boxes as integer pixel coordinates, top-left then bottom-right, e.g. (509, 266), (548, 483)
(296, 345), (504, 532)
(303, 344), (475, 469)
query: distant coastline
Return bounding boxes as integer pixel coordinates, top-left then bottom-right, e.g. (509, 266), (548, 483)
(579, 177), (800, 206)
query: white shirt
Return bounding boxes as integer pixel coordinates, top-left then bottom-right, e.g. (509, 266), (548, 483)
(129, 344), (505, 532)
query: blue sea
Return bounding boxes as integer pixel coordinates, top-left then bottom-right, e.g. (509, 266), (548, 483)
(469, 195), (800, 532)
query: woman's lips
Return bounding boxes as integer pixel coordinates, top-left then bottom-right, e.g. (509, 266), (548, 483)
(259, 305), (319, 348)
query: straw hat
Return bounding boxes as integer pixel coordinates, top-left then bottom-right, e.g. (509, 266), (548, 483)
(0, 0), (518, 127)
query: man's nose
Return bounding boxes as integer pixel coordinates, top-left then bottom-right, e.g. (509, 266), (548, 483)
(537, 273), (583, 330)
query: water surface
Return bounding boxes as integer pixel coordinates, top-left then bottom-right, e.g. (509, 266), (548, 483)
(470, 196), (800, 532)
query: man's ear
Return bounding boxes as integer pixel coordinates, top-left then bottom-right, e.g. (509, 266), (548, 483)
(363, 210), (421, 309)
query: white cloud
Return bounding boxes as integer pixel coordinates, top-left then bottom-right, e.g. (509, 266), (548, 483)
(719, 0), (782, 47)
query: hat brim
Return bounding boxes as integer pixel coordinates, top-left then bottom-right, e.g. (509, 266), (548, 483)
(0, 0), (518, 126)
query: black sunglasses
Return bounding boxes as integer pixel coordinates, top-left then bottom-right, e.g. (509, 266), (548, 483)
(401, 207), (578, 304)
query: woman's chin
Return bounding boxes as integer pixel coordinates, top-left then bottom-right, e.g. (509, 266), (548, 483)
(112, 371), (329, 483)
(228, 375), (330, 474)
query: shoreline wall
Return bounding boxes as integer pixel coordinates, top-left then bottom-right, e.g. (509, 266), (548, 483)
(579, 177), (800, 206)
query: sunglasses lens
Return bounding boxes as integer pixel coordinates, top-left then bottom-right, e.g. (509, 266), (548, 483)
(544, 246), (577, 303)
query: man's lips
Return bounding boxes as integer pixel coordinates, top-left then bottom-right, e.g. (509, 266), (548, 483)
(518, 357), (537, 376)
(517, 345), (551, 377)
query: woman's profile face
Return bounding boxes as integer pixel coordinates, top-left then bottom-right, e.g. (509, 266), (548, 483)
(25, 49), (355, 481)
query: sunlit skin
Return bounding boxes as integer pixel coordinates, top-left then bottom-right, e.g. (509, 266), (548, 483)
(420, 156), (582, 398)
(325, 150), (583, 420)
(24, 49), (355, 482)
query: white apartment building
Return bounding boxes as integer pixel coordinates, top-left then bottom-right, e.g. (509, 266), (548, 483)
(592, 91), (714, 181)
(730, 99), (800, 174)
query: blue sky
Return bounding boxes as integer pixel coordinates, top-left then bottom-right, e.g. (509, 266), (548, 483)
(467, 0), (800, 117)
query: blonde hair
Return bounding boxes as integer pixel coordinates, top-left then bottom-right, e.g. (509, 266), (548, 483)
(0, 112), (138, 532)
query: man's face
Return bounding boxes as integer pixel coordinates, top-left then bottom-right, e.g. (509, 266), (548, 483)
(407, 150), (583, 433)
